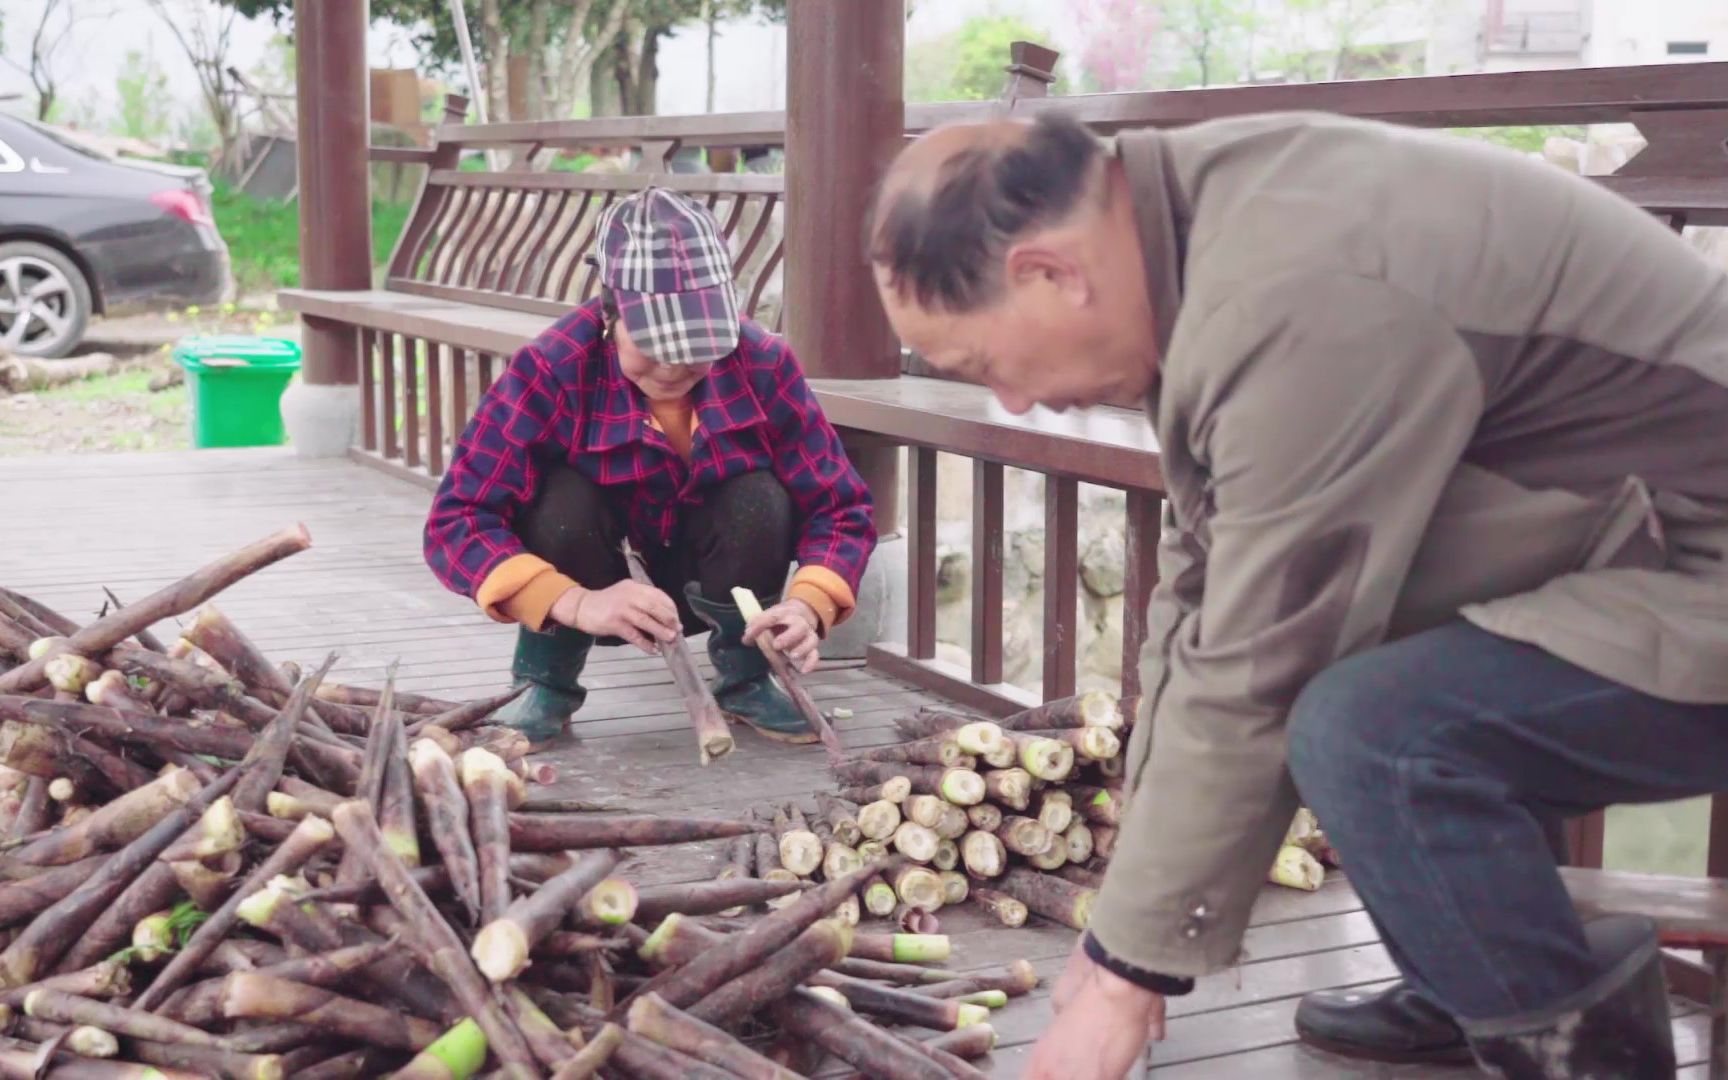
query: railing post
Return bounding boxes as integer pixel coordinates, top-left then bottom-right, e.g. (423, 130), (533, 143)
(282, 0), (374, 457)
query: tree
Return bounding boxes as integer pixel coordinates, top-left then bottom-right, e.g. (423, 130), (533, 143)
(1158, 0), (1257, 87)
(148, 0), (245, 166)
(3, 0), (96, 121)
(1256, 0), (1422, 82)
(906, 15), (1052, 104)
(115, 50), (172, 143)
(1069, 0), (1164, 92)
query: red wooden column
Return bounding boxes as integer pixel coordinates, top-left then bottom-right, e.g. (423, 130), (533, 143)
(294, 0), (373, 388)
(784, 0), (904, 534)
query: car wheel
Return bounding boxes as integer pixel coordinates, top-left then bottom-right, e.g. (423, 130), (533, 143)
(0, 241), (92, 359)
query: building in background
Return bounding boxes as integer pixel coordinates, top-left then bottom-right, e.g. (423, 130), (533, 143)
(1430, 0), (1728, 74)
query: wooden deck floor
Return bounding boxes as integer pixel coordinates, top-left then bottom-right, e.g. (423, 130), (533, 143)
(1, 449), (1713, 1077)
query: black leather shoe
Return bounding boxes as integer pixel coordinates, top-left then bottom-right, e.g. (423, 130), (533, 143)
(1295, 981), (1474, 1065)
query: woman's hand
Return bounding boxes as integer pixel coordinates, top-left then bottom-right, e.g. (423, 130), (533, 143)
(552, 583), (680, 654)
(743, 598), (822, 673)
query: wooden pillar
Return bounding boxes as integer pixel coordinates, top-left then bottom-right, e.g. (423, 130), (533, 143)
(294, 0), (373, 386)
(785, 0), (904, 535)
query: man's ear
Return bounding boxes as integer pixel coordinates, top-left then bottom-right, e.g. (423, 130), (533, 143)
(1006, 244), (1092, 307)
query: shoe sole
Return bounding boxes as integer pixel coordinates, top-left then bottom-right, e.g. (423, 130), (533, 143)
(724, 711), (819, 745)
(1296, 1029), (1476, 1066)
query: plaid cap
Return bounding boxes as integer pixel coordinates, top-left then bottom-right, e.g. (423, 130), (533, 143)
(595, 187), (742, 365)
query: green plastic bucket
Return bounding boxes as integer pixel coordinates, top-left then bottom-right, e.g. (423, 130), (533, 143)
(173, 335), (302, 448)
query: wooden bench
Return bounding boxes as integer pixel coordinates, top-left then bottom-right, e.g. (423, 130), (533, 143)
(1565, 867), (1728, 1077)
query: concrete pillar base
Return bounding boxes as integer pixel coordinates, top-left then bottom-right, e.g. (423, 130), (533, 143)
(281, 381), (359, 459)
(798, 532), (907, 661)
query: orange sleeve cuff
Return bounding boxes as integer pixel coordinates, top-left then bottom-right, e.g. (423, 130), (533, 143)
(789, 565), (857, 633)
(475, 553), (578, 631)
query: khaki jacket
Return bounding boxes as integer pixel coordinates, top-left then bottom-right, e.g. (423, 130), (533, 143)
(1093, 113), (1728, 978)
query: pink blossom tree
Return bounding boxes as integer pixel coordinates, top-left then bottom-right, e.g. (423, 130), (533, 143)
(1069, 0), (1165, 92)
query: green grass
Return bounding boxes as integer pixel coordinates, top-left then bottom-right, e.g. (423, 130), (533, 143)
(211, 183), (413, 295)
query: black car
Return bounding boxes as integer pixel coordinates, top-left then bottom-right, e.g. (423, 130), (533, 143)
(0, 115), (231, 358)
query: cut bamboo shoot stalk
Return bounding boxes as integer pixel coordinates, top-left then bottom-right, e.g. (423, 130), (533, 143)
(219, 972), (443, 1050)
(833, 894), (861, 927)
(915, 960), (1040, 1000)
(25, 988), (225, 1047)
(995, 816), (1053, 858)
(769, 988), (952, 1080)
(134, 814), (336, 1010)
(1019, 725), (1121, 760)
(970, 887), (1028, 927)
(124, 1040), (285, 1080)
(960, 831), (1006, 879)
(903, 795), (944, 830)
(856, 800), (901, 841)
(182, 604), (355, 738)
(931, 839), (959, 872)
(0, 526), (312, 696)
(1269, 844), (1326, 891)
(980, 741), (1017, 770)
(894, 902), (939, 934)
(627, 991), (800, 1079)
(849, 736), (971, 769)
(1037, 791), (1075, 835)
(995, 868), (1096, 930)
(892, 822), (939, 863)
(1028, 833), (1070, 871)
(857, 839), (888, 861)
(933, 804), (969, 841)
(773, 807), (822, 878)
(44, 655), (103, 698)
(925, 1023), (998, 1060)
(83, 671), (150, 714)
(807, 971), (989, 1032)
(318, 682), (458, 716)
(822, 842), (862, 881)
(0, 765), (246, 987)
(1069, 784), (1124, 826)
(836, 778), (910, 805)
(1092, 824), (1119, 859)
(506, 812), (762, 851)
(624, 541), (733, 765)
(1096, 754), (1125, 779)
(572, 879), (637, 928)
(158, 795), (244, 864)
(330, 800), (538, 1076)
(637, 912), (722, 969)
(616, 860), (893, 1016)
(730, 587), (843, 761)
(388, 1017), (489, 1080)
(815, 794), (863, 847)
(0, 853), (105, 932)
(404, 684), (529, 739)
(472, 849), (620, 981)
(11, 767), (200, 867)
(377, 705), (420, 869)
(993, 691), (1122, 732)
(232, 656), (336, 816)
(1284, 807), (1340, 867)
(549, 1021), (623, 1080)
(884, 864), (944, 914)
(632, 878), (808, 925)
(861, 877), (897, 918)
(162, 940), (396, 1026)
(686, 919), (852, 1029)
(25, 637), (67, 663)
(500, 985), (578, 1070)
(1011, 735), (1074, 781)
(44, 1023), (121, 1058)
(1056, 864), (1104, 889)
(1063, 820), (1095, 864)
(169, 850), (243, 911)
(457, 749), (513, 924)
(0, 961), (131, 1009)
(408, 739), (480, 925)
(936, 871), (969, 906)
(965, 802), (1002, 833)
(981, 769), (1031, 812)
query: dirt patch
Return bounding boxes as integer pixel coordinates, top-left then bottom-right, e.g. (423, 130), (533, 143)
(0, 303), (298, 457)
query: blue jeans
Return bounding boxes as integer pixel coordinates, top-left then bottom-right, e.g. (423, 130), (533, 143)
(1287, 620), (1728, 1023)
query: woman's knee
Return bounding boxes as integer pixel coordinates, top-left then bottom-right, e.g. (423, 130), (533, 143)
(517, 463), (620, 578)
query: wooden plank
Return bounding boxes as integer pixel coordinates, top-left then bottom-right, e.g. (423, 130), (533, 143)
(380, 332), (400, 461)
(908, 446), (938, 660)
(1563, 867), (1728, 948)
(1122, 491), (1160, 702)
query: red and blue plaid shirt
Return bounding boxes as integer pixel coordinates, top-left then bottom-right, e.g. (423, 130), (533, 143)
(425, 298), (877, 601)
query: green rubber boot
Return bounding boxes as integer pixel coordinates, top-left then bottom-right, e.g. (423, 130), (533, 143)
(493, 623), (593, 747)
(684, 583), (816, 745)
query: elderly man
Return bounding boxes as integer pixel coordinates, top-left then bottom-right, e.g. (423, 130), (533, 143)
(869, 112), (1728, 1079)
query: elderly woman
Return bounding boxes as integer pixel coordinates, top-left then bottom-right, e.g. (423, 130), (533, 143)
(425, 187), (876, 746)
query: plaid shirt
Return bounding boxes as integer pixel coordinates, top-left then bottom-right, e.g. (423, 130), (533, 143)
(425, 298), (877, 601)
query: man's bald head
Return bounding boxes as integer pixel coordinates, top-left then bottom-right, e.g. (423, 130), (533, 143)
(870, 112), (1108, 313)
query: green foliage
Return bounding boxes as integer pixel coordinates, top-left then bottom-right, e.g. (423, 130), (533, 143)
(115, 51), (173, 143)
(1156, 0), (1256, 88)
(906, 15), (1052, 103)
(107, 900), (209, 966)
(210, 182), (413, 294)
(1451, 125), (1588, 154)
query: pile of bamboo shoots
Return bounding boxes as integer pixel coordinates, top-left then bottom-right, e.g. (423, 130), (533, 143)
(0, 527), (1034, 1078)
(741, 692), (1342, 938)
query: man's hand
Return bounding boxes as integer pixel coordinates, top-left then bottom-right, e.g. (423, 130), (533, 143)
(742, 598), (822, 674)
(1025, 939), (1166, 1080)
(553, 582), (680, 654)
